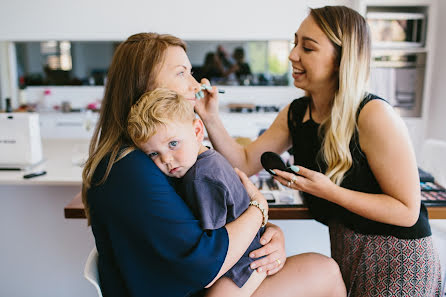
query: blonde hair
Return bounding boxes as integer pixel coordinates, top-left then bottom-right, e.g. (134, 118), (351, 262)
(82, 33), (186, 224)
(128, 88), (195, 145)
(310, 6), (371, 185)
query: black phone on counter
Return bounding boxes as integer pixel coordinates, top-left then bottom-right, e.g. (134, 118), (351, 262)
(260, 152), (295, 175)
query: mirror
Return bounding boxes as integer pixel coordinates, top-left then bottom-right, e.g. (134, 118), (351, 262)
(15, 41), (119, 86)
(15, 40), (292, 87)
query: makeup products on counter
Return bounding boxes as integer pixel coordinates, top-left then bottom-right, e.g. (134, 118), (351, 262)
(420, 182), (446, 206)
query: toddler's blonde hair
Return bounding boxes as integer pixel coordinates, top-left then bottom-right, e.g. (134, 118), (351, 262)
(127, 88), (196, 145)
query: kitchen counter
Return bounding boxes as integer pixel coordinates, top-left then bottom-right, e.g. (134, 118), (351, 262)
(64, 192), (314, 219)
(0, 138), (88, 185)
(64, 191), (446, 220)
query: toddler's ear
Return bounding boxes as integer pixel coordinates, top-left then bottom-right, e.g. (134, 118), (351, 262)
(193, 118), (205, 142)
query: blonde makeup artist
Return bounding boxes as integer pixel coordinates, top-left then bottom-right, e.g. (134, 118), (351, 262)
(196, 6), (441, 296)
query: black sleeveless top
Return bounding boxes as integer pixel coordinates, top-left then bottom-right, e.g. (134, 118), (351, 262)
(288, 94), (431, 239)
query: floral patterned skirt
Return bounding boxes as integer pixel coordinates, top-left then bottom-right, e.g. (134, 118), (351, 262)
(329, 221), (442, 297)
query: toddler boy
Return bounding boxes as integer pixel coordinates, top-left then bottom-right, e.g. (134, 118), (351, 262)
(127, 88), (266, 295)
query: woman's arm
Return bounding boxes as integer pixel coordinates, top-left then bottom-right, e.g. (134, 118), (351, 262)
(353, 99), (420, 226)
(273, 100), (420, 227)
(195, 83), (292, 176)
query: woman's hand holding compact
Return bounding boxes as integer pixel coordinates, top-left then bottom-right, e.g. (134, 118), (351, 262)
(273, 166), (337, 202)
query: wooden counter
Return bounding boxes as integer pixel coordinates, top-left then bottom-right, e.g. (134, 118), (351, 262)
(64, 192), (446, 220)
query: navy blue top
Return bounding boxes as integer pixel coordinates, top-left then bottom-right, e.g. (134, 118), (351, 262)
(176, 149), (264, 288)
(288, 95), (431, 239)
(87, 149), (229, 297)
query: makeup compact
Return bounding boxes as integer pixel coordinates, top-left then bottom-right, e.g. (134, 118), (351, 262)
(260, 151), (295, 175)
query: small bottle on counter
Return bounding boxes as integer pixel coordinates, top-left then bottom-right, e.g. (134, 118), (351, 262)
(5, 98), (12, 113)
(37, 89), (52, 112)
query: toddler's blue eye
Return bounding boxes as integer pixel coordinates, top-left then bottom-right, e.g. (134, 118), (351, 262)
(169, 141), (178, 148)
(147, 152), (158, 158)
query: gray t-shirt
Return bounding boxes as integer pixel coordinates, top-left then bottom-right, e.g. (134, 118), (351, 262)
(176, 149), (264, 288)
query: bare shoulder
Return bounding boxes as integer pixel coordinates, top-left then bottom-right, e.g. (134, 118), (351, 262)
(357, 98), (407, 153)
(358, 99), (396, 127)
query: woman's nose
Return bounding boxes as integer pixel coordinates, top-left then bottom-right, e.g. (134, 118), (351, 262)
(289, 47), (300, 62)
(189, 75), (201, 92)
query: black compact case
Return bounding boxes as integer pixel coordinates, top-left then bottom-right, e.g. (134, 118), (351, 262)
(260, 152), (295, 175)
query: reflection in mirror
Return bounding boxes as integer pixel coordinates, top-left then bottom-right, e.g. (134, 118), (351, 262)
(187, 40), (291, 86)
(15, 40), (291, 87)
(15, 41), (119, 87)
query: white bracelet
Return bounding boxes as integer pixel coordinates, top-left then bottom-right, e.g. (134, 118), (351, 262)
(249, 200), (268, 227)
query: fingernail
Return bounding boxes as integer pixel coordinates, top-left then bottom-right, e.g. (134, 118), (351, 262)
(261, 239), (266, 245)
(270, 169), (276, 175)
(199, 91), (204, 98)
(250, 253), (255, 258)
(257, 267), (262, 272)
(195, 93), (200, 99)
(289, 165), (300, 173)
(250, 263), (256, 269)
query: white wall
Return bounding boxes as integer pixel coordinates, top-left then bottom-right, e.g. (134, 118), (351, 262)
(0, 0), (352, 41)
(427, 0), (446, 141)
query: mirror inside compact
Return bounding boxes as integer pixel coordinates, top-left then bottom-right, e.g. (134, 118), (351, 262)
(260, 152), (294, 175)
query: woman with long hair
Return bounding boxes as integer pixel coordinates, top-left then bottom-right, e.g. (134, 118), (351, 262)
(196, 6), (442, 296)
(82, 32), (346, 297)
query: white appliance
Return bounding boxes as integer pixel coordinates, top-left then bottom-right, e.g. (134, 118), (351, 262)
(0, 113), (43, 169)
(370, 51), (426, 117)
(367, 11), (426, 48)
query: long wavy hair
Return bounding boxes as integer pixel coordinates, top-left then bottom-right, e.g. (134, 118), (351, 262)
(310, 6), (371, 185)
(81, 33), (186, 224)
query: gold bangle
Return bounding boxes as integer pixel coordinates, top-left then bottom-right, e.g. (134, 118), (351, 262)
(249, 200), (268, 227)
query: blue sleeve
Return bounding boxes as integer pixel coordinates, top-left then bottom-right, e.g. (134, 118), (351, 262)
(91, 150), (228, 295)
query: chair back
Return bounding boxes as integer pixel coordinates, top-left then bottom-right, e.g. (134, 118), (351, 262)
(84, 247), (103, 297)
